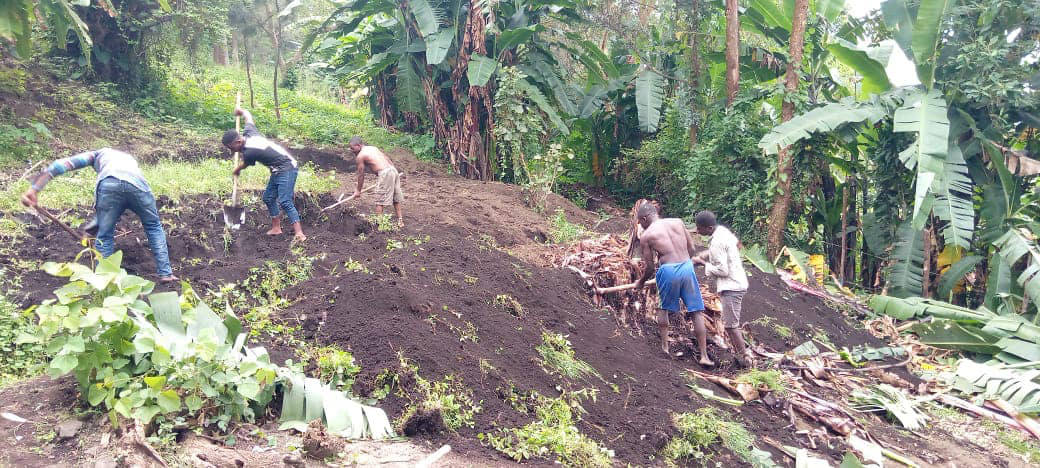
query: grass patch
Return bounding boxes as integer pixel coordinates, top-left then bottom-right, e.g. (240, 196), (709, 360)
(734, 368), (788, 396)
(0, 294), (45, 387)
(749, 316), (794, 339)
(536, 332), (601, 381)
(661, 408), (775, 467)
(152, 64), (408, 149)
(547, 209), (587, 244)
(984, 420), (1040, 463)
(481, 390), (613, 466)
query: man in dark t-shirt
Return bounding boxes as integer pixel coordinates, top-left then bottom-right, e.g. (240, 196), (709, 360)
(221, 107), (306, 242)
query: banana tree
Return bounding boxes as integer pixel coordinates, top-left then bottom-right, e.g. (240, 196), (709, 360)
(757, 0), (1040, 312)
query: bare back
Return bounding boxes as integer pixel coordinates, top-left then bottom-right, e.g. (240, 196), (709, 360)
(641, 218), (694, 265)
(356, 145), (393, 173)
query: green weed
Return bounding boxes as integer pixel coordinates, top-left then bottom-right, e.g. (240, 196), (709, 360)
(300, 345), (361, 394)
(749, 316), (794, 339)
(661, 409), (722, 466)
(493, 294), (525, 318)
(0, 294), (45, 387)
(735, 368), (788, 396)
(536, 332), (601, 381)
(397, 365), (482, 432)
(372, 214), (396, 233)
(548, 209), (587, 244)
(481, 390), (612, 466)
(343, 258), (370, 274)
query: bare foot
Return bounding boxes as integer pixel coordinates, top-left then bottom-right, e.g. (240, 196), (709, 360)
(266, 228), (283, 235)
(159, 275), (179, 283)
(293, 233), (307, 242)
(397, 219), (405, 228)
(698, 357), (715, 367)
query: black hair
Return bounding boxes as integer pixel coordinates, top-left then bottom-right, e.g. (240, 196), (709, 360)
(694, 210), (717, 228)
(222, 129), (240, 147)
(349, 136), (364, 146)
(636, 201), (658, 219)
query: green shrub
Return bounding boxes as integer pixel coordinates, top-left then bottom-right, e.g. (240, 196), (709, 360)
(305, 346), (361, 394)
(661, 408), (722, 466)
(536, 332), (601, 381)
(547, 210), (587, 244)
(482, 390), (612, 466)
(0, 294), (45, 386)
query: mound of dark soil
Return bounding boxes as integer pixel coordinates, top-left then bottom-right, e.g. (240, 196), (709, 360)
(4, 151), (894, 466)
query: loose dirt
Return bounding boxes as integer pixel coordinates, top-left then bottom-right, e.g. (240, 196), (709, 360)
(0, 149), (1024, 466)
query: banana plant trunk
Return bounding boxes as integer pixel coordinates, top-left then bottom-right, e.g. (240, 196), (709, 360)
(451, 4), (494, 180)
(766, 0), (809, 258)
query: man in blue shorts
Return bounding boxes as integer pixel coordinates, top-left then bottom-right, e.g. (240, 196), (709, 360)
(633, 202), (712, 365)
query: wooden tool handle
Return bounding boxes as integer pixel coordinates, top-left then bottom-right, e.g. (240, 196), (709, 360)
(595, 279), (656, 294)
(36, 206), (85, 242)
(232, 92), (242, 205)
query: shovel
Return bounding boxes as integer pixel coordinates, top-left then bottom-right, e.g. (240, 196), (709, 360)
(321, 184), (376, 212)
(223, 92), (246, 229)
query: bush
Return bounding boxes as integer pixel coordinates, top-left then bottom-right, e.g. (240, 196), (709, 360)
(483, 390), (613, 466)
(547, 210), (587, 244)
(0, 294), (45, 386)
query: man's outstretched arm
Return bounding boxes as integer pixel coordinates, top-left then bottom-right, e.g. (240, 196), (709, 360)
(354, 155), (366, 195)
(22, 151), (97, 206)
(234, 107), (255, 125)
(634, 239), (655, 289)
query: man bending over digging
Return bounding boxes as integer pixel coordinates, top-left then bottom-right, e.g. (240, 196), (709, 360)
(222, 106), (306, 242)
(694, 210), (755, 367)
(21, 149), (178, 283)
(633, 202), (713, 365)
(348, 136), (404, 227)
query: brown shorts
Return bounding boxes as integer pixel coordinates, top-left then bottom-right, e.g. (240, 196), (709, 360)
(375, 167), (404, 206)
(720, 290), (746, 328)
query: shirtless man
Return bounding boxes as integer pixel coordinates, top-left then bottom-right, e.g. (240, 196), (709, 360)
(634, 202), (713, 365)
(348, 136), (404, 227)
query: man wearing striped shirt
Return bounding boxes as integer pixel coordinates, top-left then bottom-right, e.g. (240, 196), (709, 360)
(20, 149), (178, 282)
(694, 211), (754, 367)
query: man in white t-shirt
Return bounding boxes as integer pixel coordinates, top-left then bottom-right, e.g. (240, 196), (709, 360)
(693, 211), (754, 367)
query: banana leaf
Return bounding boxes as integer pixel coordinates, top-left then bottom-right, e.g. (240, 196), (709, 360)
(869, 295), (993, 322)
(910, 320), (1002, 354)
(742, 244), (776, 274)
(849, 345), (906, 362)
(946, 359), (1040, 413)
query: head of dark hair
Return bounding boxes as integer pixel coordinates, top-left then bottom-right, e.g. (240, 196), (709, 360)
(222, 129), (240, 147)
(694, 211), (717, 228)
(349, 136), (364, 146)
(636, 201), (658, 219)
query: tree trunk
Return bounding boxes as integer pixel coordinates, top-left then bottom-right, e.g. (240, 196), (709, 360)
(451, 4), (493, 180)
(724, 0), (740, 106)
(765, 0), (809, 258)
(230, 32), (240, 68)
(213, 42), (228, 65)
(244, 44), (255, 108)
(272, 1), (283, 121)
(839, 183), (849, 284)
(861, 177), (872, 290)
(688, 0), (702, 146)
(639, 0), (656, 27)
(922, 224), (934, 298)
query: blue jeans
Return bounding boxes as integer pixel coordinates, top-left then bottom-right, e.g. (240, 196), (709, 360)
(95, 177), (173, 277)
(262, 169), (301, 225)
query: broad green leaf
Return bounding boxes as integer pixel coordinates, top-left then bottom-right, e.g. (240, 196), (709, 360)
(305, 378), (324, 422)
(187, 301), (227, 344)
(741, 244), (776, 274)
(238, 381), (261, 400)
(149, 292), (184, 339)
(881, 0), (914, 64)
(993, 229), (1040, 310)
(185, 395), (203, 412)
(144, 376), (166, 391)
(911, 320), (1001, 354)
(424, 28), (454, 65)
(748, 0), (791, 31)
(516, 78), (568, 135)
(280, 374), (306, 424)
(893, 89), (949, 228)
(50, 354), (78, 375)
(88, 384), (108, 406)
(64, 335), (85, 353)
(759, 98), (888, 154)
(932, 140), (974, 248)
(395, 57), (425, 114)
(634, 69), (665, 133)
(936, 255), (983, 299)
(496, 26), (538, 54)
(826, 40), (892, 95)
(911, 0), (954, 88)
(818, 0), (846, 21)
(408, 0), (440, 37)
(466, 55), (497, 87)
(134, 405), (161, 423)
(96, 251), (123, 273)
(156, 390), (181, 413)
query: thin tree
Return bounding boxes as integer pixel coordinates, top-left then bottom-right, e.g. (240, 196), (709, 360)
(765, 0), (809, 257)
(724, 0), (739, 106)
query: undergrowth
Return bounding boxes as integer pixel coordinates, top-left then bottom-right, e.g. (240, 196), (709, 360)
(396, 355), (482, 432)
(735, 368), (788, 396)
(0, 294), (45, 387)
(299, 345), (361, 394)
(661, 407), (776, 467)
(481, 389), (612, 466)
(547, 209), (587, 244)
(536, 332), (601, 382)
